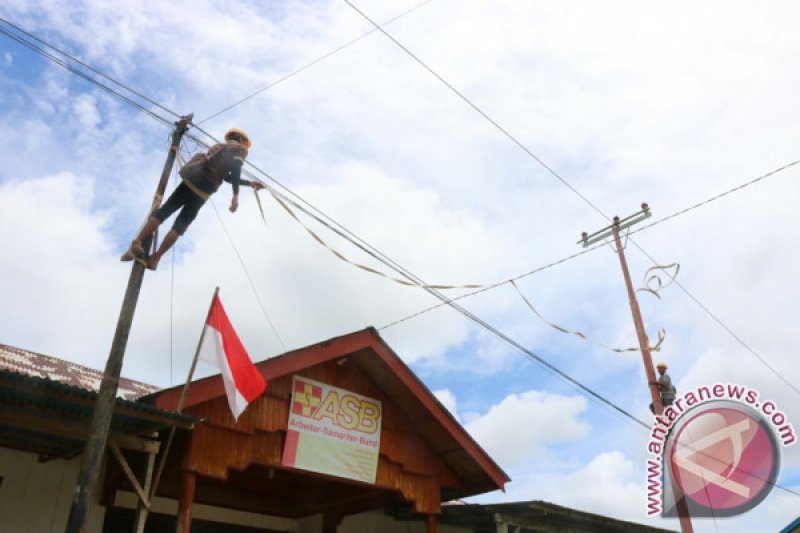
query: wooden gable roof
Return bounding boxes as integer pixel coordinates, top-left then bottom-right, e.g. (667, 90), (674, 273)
(147, 328), (508, 511)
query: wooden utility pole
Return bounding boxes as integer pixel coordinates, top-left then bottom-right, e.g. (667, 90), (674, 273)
(65, 114), (192, 533)
(580, 203), (693, 533)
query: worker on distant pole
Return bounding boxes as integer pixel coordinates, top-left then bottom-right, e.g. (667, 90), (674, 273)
(650, 362), (677, 414)
(121, 128), (264, 270)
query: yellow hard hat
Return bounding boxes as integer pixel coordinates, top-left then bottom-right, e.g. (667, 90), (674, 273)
(224, 128), (252, 149)
(656, 362), (667, 369)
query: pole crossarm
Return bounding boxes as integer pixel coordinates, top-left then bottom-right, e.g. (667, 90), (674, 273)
(579, 203), (651, 247)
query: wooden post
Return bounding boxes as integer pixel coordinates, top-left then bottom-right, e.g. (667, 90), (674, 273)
(133, 441), (158, 533)
(175, 470), (196, 533)
(581, 204), (693, 533)
(611, 219), (695, 533)
(322, 512), (342, 533)
(610, 219), (664, 416)
(425, 514), (437, 533)
(64, 115), (192, 533)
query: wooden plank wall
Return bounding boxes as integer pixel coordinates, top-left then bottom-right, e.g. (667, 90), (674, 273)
(182, 358), (463, 514)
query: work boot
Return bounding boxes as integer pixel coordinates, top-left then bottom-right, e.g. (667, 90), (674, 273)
(146, 229), (180, 271)
(146, 254), (161, 271)
(121, 216), (160, 262)
(120, 240), (146, 262)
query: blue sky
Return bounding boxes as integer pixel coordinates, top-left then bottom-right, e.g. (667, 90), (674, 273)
(2, 1), (800, 531)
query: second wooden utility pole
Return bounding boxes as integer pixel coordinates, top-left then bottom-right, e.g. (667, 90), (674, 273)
(65, 114), (192, 533)
(580, 203), (693, 533)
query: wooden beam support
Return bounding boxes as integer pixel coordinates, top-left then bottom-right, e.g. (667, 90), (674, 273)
(322, 511), (342, 533)
(175, 470), (196, 533)
(108, 440), (150, 509)
(0, 405), (161, 453)
(425, 513), (437, 533)
(133, 441), (158, 533)
(111, 433), (161, 454)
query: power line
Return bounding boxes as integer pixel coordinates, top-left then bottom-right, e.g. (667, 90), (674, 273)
(343, 0), (608, 220)
(0, 16), (181, 121)
(229, 165), (800, 500)
(0, 16), (289, 355)
(208, 198), (288, 352)
(0, 21), (172, 128)
(178, 136), (656, 432)
(176, 130), (652, 430)
(6, 15), (800, 501)
(343, 1), (800, 401)
(380, 157), (800, 330)
(379, 243), (605, 330)
(629, 159), (800, 237)
(641, 247), (800, 399)
(198, 0), (436, 125)
(9, 12), (793, 488)
(191, 79), (800, 441)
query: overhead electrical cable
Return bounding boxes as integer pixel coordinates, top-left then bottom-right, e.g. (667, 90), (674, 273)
(343, 1), (800, 400)
(380, 157), (800, 329)
(186, 119), (800, 447)
(0, 16), (182, 121)
(0, 17), (287, 352)
(0, 21), (172, 127)
(198, 0), (436, 125)
(342, 0), (608, 219)
(207, 199), (288, 352)
(179, 133), (654, 431)
(628, 159), (800, 237)
(9, 14), (795, 496)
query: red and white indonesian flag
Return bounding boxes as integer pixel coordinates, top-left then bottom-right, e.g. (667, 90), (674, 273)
(198, 294), (266, 420)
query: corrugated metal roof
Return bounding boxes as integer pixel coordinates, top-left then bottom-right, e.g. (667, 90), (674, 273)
(0, 368), (193, 426)
(0, 343), (158, 400)
(0, 345), (193, 460)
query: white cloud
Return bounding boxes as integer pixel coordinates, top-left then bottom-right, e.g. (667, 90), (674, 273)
(433, 388), (459, 421)
(557, 451), (646, 519)
(482, 448), (799, 533)
(73, 93), (100, 130)
(465, 390), (589, 468)
(0, 173), (125, 368)
(3, 3), (800, 530)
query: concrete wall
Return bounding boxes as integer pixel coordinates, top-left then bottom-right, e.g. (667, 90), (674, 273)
(0, 447), (465, 533)
(338, 510), (471, 533)
(114, 491), (297, 531)
(0, 447), (104, 533)
(118, 496), (472, 533)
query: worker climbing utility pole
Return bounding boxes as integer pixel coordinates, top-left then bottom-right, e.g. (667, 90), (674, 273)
(65, 114), (193, 533)
(580, 203), (694, 533)
(581, 204), (664, 414)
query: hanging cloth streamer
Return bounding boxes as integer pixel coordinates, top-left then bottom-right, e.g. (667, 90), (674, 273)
(268, 189), (485, 290)
(511, 280), (666, 353)
(637, 263), (680, 299)
(253, 186), (267, 224)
